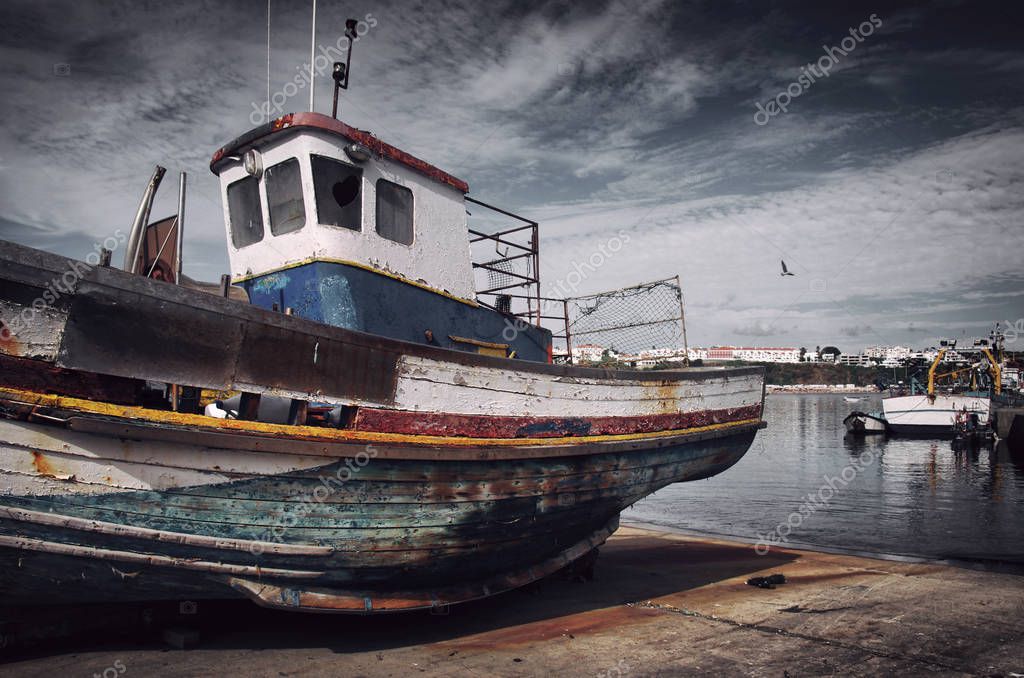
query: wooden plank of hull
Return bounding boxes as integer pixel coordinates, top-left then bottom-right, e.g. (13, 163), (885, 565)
(0, 354), (143, 405)
(225, 517), (620, 613)
(392, 354), (763, 417)
(2, 415), (746, 486)
(0, 517), (620, 613)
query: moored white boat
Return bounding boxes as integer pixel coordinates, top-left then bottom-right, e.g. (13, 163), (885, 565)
(883, 394), (989, 436)
(881, 337), (1004, 437)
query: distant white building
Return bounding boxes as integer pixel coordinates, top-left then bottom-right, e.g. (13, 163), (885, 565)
(571, 343), (605, 363)
(637, 347), (682, 360)
(705, 346), (801, 363)
(837, 353), (873, 366)
(732, 347), (802, 363)
(865, 345), (911, 361)
(707, 347), (736, 361)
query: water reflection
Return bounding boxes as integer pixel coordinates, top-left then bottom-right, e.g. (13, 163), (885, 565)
(624, 393), (1024, 564)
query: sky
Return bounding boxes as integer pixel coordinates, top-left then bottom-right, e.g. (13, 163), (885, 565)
(1, 0), (1022, 353)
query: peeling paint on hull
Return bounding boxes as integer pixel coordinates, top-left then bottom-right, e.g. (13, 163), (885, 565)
(0, 416), (758, 610)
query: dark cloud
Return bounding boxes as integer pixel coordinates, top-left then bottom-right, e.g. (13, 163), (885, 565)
(0, 0), (1022, 348)
(840, 324), (874, 338)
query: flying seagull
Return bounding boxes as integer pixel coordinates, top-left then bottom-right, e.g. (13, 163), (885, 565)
(780, 260), (795, 277)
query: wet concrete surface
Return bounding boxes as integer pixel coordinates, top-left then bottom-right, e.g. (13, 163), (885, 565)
(2, 525), (1023, 676)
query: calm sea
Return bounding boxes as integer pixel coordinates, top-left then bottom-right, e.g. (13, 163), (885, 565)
(624, 393), (1024, 567)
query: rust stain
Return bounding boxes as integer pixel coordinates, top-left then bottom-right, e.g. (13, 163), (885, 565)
(212, 113), (471, 194)
(653, 382), (678, 416)
(0, 319), (21, 357)
(31, 451), (59, 478)
(351, 404), (763, 439)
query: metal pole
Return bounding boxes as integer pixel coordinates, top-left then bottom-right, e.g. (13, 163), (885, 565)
(676, 275), (690, 366)
(175, 172), (186, 284)
(308, 0), (316, 112)
(563, 298), (572, 365)
(533, 224), (541, 326)
(123, 165), (166, 273)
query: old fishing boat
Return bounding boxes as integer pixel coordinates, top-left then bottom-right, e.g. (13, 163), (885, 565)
(883, 339), (1002, 437)
(0, 36), (764, 612)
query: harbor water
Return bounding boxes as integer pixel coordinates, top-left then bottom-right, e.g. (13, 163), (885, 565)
(625, 393), (1024, 566)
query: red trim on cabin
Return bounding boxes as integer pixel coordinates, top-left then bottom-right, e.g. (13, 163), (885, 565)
(351, 403), (763, 439)
(210, 112), (469, 194)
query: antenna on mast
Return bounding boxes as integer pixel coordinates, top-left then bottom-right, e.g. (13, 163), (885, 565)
(308, 0), (317, 112)
(266, 0), (271, 119)
(331, 19), (359, 119)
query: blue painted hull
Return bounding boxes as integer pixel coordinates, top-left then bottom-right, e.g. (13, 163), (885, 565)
(0, 429), (757, 610)
(242, 261), (552, 362)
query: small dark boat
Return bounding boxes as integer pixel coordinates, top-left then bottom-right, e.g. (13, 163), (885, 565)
(844, 411), (887, 435)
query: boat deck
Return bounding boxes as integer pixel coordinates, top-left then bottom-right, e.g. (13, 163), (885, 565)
(4, 525), (1022, 676)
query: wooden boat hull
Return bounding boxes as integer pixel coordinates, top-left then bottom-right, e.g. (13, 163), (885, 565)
(0, 410), (758, 611)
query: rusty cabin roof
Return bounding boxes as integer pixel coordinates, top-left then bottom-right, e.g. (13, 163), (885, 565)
(209, 112), (469, 194)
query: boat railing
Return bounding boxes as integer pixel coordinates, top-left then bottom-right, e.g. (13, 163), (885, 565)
(466, 196), (541, 324)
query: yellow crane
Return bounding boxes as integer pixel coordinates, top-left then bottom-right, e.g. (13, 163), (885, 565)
(926, 347), (1001, 396)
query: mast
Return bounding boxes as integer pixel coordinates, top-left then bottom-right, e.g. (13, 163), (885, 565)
(175, 172), (186, 284)
(308, 0), (316, 112)
(266, 0), (271, 118)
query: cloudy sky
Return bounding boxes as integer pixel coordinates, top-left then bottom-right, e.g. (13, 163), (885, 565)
(1, 0), (1022, 352)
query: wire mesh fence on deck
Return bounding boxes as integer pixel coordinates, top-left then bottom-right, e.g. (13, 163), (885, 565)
(566, 278), (688, 361)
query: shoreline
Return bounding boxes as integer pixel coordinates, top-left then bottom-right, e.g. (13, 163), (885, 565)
(767, 384), (880, 394)
(3, 525), (1022, 676)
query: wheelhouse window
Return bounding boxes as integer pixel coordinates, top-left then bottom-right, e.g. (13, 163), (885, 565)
(375, 179), (414, 245)
(311, 154), (362, 230)
(226, 176), (264, 248)
(266, 158), (305, 236)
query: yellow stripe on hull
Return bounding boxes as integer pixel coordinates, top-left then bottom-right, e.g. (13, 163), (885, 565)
(0, 387), (761, 448)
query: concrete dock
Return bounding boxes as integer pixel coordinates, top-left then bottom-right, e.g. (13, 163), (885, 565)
(3, 525), (1023, 676)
